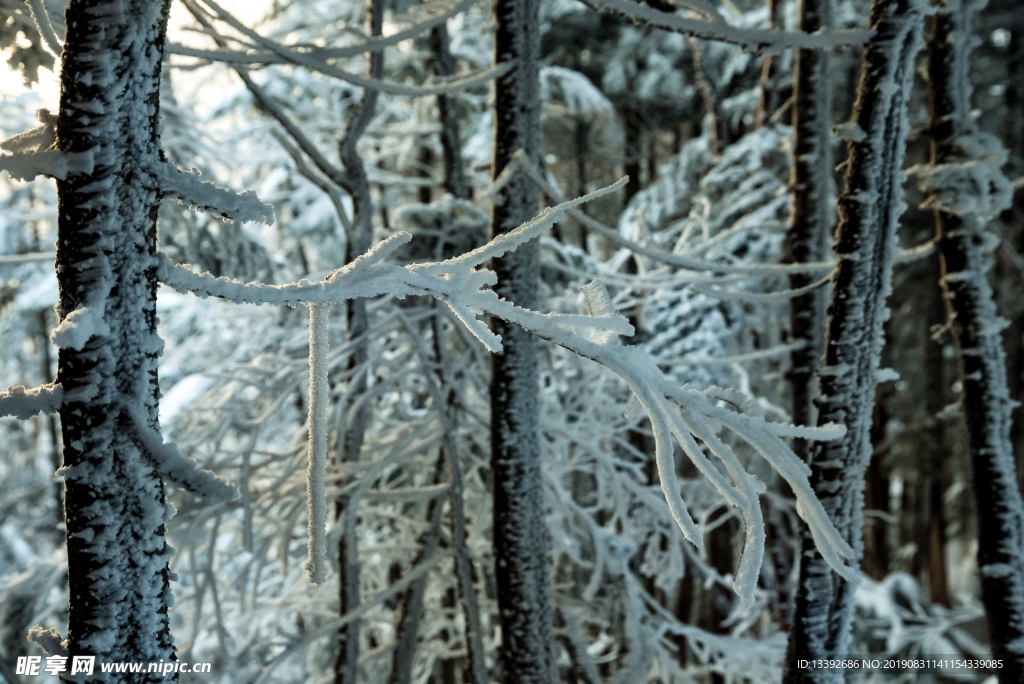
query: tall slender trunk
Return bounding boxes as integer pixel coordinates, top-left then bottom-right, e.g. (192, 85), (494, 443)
(335, 3), (384, 682)
(490, 0), (555, 681)
(755, 0), (781, 129)
(389, 25), (486, 680)
(783, 0), (925, 679)
(926, 1), (1024, 678)
(923, 254), (950, 606)
(55, 0), (177, 678)
(862, 388), (890, 581)
(784, 0), (833, 458)
(429, 23), (470, 202)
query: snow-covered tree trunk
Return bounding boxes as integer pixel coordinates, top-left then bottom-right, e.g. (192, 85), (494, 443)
(489, 0), (556, 681)
(783, 0), (926, 679)
(54, 0), (177, 678)
(784, 0), (833, 459)
(924, 0), (1024, 677)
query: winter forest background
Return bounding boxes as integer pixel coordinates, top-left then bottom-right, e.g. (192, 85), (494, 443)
(0, 0), (1022, 682)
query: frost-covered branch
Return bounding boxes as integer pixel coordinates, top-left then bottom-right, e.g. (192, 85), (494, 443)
(513, 148), (837, 276)
(167, 0), (477, 64)
(122, 404), (239, 504)
(0, 150), (71, 182)
(493, 280), (855, 601)
(157, 164), (275, 224)
(0, 109), (77, 181)
(0, 251), (55, 266)
(271, 131), (352, 233)
(186, 0), (512, 97)
(24, 0), (63, 57)
(578, 0), (873, 51)
(158, 177), (857, 600)
(155, 180), (627, 311)
(0, 384), (63, 419)
(304, 303), (329, 584)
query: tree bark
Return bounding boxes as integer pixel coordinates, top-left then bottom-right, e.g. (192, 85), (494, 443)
(55, 0), (177, 678)
(784, 0), (833, 460)
(926, 1), (1024, 678)
(783, 0), (925, 679)
(490, 0), (556, 681)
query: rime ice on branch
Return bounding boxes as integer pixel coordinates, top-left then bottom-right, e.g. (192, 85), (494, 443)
(155, 179), (857, 603)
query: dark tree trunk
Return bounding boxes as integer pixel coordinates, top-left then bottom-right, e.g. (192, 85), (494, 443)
(926, 3), (1024, 678)
(429, 23), (470, 202)
(784, 0), (833, 461)
(55, 0), (177, 678)
(623, 108), (643, 203)
(755, 0), (781, 129)
(336, 3), (384, 682)
(783, 0), (926, 679)
(862, 388), (890, 581)
(489, 0), (555, 681)
(923, 253), (950, 607)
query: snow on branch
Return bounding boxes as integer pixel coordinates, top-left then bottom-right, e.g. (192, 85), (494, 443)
(578, 0), (874, 51)
(0, 251), (55, 266)
(0, 150), (70, 182)
(689, 269), (835, 302)
(158, 177), (856, 597)
(0, 109), (92, 181)
(510, 148), (837, 276)
(0, 384), (63, 419)
(24, 0), (63, 57)
(158, 164), (275, 225)
(305, 303), (329, 584)
(188, 0), (512, 97)
(122, 403), (239, 504)
(168, 0), (476, 65)
(493, 280), (856, 600)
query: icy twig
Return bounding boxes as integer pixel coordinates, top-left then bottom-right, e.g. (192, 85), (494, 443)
(0, 251), (55, 266)
(158, 164), (275, 224)
(689, 268), (835, 302)
(168, 0), (477, 64)
(191, 0), (512, 97)
(512, 148), (838, 275)
(271, 131), (352, 233)
(122, 403), (239, 504)
(0, 384), (63, 419)
(24, 0), (63, 57)
(578, 0), (874, 51)
(304, 303), (329, 584)
(157, 177), (859, 596)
